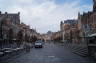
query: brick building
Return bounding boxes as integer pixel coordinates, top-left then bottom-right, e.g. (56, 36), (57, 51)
(0, 12), (20, 40)
(78, 0), (96, 43)
(60, 0), (96, 44)
(19, 23), (38, 42)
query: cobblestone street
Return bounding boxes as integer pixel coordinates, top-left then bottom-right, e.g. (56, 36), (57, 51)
(1, 42), (95, 63)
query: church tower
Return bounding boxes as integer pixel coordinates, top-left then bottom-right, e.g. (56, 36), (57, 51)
(93, 0), (96, 12)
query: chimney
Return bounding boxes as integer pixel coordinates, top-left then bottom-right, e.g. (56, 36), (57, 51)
(93, 0), (96, 12)
(5, 12), (7, 14)
(18, 12), (20, 15)
(0, 11), (1, 14)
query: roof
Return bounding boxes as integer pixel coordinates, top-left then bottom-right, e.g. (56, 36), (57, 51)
(64, 20), (78, 24)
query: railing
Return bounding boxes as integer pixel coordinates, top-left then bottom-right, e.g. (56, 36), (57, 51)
(0, 39), (34, 63)
(63, 41), (88, 57)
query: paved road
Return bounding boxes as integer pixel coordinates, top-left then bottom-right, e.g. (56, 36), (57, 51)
(4, 42), (96, 63)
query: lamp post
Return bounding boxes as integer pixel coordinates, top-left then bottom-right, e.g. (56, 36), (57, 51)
(0, 21), (3, 48)
(62, 31), (64, 42)
(0, 21), (3, 39)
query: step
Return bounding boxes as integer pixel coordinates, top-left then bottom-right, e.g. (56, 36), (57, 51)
(73, 52), (88, 57)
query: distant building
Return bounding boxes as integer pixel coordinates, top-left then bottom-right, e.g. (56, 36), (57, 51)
(19, 23), (39, 42)
(47, 31), (53, 40)
(60, 19), (78, 43)
(47, 31), (53, 34)
(51, 31), (62, 41)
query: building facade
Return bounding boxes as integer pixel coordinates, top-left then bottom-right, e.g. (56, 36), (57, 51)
(0, 12), (20, 40)
(60, 20), (78, 43)
(60, 0), (96, 44)
(78, 0), (96, 43)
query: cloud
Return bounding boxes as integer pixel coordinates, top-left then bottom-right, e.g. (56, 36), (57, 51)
(0, 0), (92, 33)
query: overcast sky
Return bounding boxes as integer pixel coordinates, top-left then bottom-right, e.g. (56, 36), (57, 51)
(0, 0), (93, 33)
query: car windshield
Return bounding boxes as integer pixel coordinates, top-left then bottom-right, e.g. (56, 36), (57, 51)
(36, 40), (42, 43)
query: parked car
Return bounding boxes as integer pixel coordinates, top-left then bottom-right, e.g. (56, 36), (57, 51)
(0, 48), (13, 56)
(34, 40), (44, 48)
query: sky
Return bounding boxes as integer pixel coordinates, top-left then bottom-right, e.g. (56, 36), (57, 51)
(0, 0), (93, 33)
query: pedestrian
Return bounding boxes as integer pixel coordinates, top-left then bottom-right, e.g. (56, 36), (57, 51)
(25, 43), (30, 52)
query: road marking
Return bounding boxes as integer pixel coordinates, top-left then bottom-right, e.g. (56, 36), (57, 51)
(48, 55), (60, 61)
(48, 55), (55, 58)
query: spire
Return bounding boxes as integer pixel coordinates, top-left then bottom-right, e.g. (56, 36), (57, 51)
(0, 11), (1, 14)
(78, 12), (80, 16)
(18, 12), (20, 15)
(60, 21), (63, 25)
(78, 12), (81, 18)
(93, 0), (96, 12)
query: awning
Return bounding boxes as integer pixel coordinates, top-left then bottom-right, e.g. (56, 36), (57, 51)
(88, 33), (96, 37)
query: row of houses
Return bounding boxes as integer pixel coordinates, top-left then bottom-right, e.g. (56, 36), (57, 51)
(60, 0), (96, 44)
(51, 31), (62, 41)
(0, 11), (40, 48)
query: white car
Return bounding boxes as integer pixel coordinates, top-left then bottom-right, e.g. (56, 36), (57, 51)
(34, 41), (43, 48)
